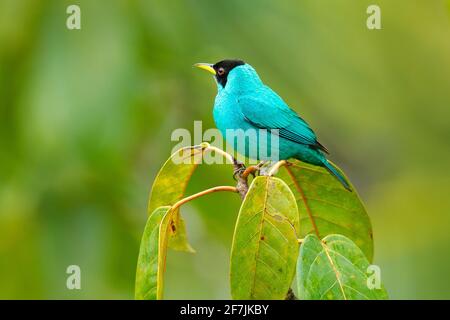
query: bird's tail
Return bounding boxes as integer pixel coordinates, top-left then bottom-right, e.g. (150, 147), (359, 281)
(322, 160), (352, 191)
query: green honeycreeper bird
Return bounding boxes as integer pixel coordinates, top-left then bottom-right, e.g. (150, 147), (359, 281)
(195, 59), (351, 191)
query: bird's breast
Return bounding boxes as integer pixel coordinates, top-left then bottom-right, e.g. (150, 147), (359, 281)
(213, 93), (249, 135)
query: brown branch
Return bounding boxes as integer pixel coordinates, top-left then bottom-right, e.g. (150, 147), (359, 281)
(285, 288), (298, 300)
(232, 158), (249, 200)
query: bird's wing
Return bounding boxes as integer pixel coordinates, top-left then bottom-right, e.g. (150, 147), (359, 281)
(237, 86), (328, 153)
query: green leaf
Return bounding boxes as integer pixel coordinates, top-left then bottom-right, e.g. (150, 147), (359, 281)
(148, 146), (204, 213)
(148, 146), (205, 253)
(297, 234), (388, 300)
(230, 176), (300, 300)
(135, 206), (172, 300)
(276, 160), (373, 261)
(166, 211), (194, 252)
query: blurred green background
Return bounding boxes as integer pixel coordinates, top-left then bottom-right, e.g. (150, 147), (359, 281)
(1, 0), (449, 299)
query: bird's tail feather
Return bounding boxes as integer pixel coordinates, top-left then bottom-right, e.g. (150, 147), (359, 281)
(323, 160), (352, 191)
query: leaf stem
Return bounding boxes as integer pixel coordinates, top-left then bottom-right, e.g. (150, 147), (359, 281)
(205, 145), (236, 164)
(268, 160), (289, 176)
(172, 186), (238, 211)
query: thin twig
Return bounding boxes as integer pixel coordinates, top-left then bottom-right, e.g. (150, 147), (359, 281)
(171, 186), (238, 211)
(205, 145), (236, 164)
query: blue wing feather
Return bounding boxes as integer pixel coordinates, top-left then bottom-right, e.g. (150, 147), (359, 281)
(237, 86), (328, 153)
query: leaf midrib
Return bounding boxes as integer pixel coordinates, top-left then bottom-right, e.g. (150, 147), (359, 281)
(285, 166), (320, 237)
(320, 240), (347, 300)
(249, 177), (270, 298)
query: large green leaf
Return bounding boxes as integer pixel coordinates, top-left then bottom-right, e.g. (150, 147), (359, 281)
(135, 206), (172, 300)
(148, 146), (205, 253)
(297, 234), (388, 300)
(276, 160), (373, 261)
(230, 176), (300, 300)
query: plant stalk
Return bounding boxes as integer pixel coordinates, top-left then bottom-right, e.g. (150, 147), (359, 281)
(172, 186), (238, 211)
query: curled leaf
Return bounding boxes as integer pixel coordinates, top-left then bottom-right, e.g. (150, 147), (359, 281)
(148, 146), (206, 253)
(135, 206), (172, 300)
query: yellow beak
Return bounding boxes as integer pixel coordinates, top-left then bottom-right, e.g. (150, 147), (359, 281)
(194, 63), (216, 75)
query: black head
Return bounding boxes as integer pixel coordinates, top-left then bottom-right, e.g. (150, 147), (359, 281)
(213, 59), (245, 88)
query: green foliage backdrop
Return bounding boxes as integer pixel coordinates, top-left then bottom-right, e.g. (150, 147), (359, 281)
(0, 0), (449, 298)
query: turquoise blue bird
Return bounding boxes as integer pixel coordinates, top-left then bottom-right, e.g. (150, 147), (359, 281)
(195, 59), (351, 191)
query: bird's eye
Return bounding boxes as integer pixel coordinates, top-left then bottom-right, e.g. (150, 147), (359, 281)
(217, 67), (225, 76)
